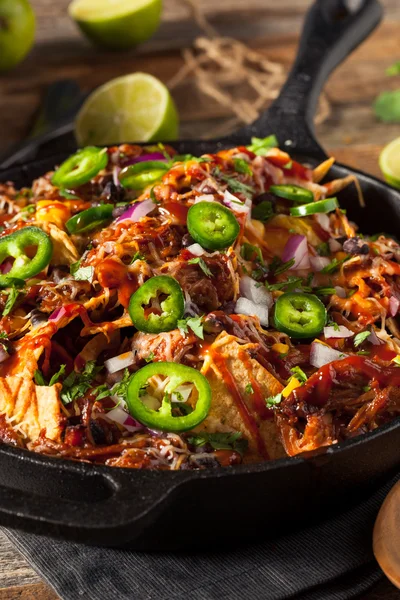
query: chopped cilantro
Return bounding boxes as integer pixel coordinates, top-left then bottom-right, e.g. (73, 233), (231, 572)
(178, 316), (204, 340)
(247, 134), (278, 155)
(289, 366), (307, 384)
(59, 189), (80, 200)
(213, 168), (254, 197)
(34, 369), (46, 386)
(313, 286), (336, 297)
(34, 364), (66, 387)
(265, 276), (303, 292)
(60, 360), (102, 404)
(3, 287), (23, 317)
(327, 321), (340, 332)
(70, 261), (94, 282)
(187, 431), (248, 456)
(316, 242), (330, 257)
(144, 352), (155, 363)
(49, 364), (66, 386)
(240, 243), (263, 263)
(362, 385), (372, 392)
(270, 256), (295, 276)
(245, 383), (254, 394)
(188, 257), (213, 277)
(96, 368), (132, 401)
(265, 392), (283, 408)
(321, 256), (350, 275)
(233, 158), (252, 175)
(353, 331), (371, 347)
(130, 251), (145, 264)
(347, 289), (356, 298)
(251, 200), (274, 222)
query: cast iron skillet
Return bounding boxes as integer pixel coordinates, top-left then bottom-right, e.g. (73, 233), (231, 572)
(0, 0), (398, 550)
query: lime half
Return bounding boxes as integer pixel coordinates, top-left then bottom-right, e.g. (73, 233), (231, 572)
(75, 73), (179, 146)
(69, 0), (162, 50)
(0, 0), (35, 72)
(379, 137), (400, 189)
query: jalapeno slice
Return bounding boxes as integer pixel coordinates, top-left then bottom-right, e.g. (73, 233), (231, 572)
(269, 184), (314, 204)
(119, 161), (169, 190)
(52, 147), (108, 188)
(274, 292), (327, 339)
(128, 275), (184, 333)
(126, 362), (212, 432)
(187, 201), (240, 250)
(0, 226), (53, 287)
(66, 204), (114, 234)
(290, 197), (338, 217)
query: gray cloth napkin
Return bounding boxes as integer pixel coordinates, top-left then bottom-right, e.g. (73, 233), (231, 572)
(4, 476), (396, 600)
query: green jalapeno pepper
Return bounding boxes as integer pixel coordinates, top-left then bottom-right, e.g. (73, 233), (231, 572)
(0, 226), (53, 287)
(66, 204), (114, 234)
(126, 362), (212, 432)
(52, 147), (108, 189)
(128, 275), (184, 333)
(187, 201), (240, 250)
(290, 197), (338, 217)
(274, 292), (326, 339)
(269, 184), (314, 204)
(119, 161), (169, 190)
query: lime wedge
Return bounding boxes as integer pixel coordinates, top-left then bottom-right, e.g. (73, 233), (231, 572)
(69, 0), (162, 49)
(75, 73), (179, 146)
(0, 0), (35, 72)
(379, 137), (400, 189)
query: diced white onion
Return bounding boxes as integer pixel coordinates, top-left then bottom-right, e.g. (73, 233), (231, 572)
(310, 255), (331, 272)
(106, 406), (142, 432)
(334, 286), (346, 298)
(390, 296), (400, 317)
(310, 342), (348, 368)
(104, 351), (135, 374)
(194, 194), (215, 203)
(171, 384), (193, 403)
(234, 297), (269, 326)
(239, 275), (273, 308)
(315, 213), (331, 232)
(223, 190), (250, 214)
(186, 243), (205, 257)
(329, 238), (342, 252)
(323, 325), (354, 339)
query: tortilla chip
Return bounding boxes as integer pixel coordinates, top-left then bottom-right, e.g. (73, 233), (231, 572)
(36, 221), (80, 265)
(0, 376), (63, 442)
(198, 332), (285, 462)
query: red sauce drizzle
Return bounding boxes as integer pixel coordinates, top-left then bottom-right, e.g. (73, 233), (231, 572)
(96, 258), (138, 308)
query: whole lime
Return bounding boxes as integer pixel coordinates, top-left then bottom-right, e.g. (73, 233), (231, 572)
(69, 0), (162, 50)
(0, 0), (35, 72)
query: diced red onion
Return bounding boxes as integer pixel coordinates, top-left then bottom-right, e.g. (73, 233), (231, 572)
(389, 295), (400, 317)
(323, 325), (354, 339)
(329, 238), (342, 252)
(194, 194), (215, 204)
(49, 306), (67, 322)
(223, 190), (250, 214)
(369, 328), (384, 346)
(115, 199), (155, 223)
(104, 351), (135, 374)
(0, 259), (13, 274)
(0, 346), (9, 363)
(239, 275), (273, 308)
(122, 152), (167, 166)
(106, 406), (142, 432)
(186, 243), (205, 257)
(234, 297), (268, 326)
(310, 342), (347, 368)
(310, 255), (331, 272)
(334, 286), (346, 298)
(315, 213), (331, 232)
(282, 235), (310, 270)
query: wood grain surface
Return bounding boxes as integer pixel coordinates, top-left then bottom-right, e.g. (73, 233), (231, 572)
(1, 0), (400, 598)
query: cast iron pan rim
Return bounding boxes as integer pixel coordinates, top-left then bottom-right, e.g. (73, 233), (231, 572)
(4, 413), (400, 480)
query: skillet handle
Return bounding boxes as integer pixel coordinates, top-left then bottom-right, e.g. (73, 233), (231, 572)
(233, 0), (382, 159)
(0, 447), (190, 546)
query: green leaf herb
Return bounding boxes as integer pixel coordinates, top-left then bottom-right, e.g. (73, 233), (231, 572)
(70, 263), (94, 282)
(316, 242), (330, 257)
(247, 134), (278, 155)
(3, 287), (22, 317)
(178, 316), (204, 340)
(374, 89), (400, 123)
(289, 366), (307, 384)
(188, 257), (213, 277)
(321, 256), (350, 275)
(144, 351), (155, 363)
(34, 364), (66, 387)
(240, 242), (263, 264)
(187, 431), (248, 456)
(251, 200), (274, 222)
(61, 360), (102, 404)
(233, 158), (252, 175)
(270, 256), (295, 276)
(265, 392), (283, 408)
(130, 251), (145, 264)
(245, 383), (254, 394)
(353, 331), (371, 347)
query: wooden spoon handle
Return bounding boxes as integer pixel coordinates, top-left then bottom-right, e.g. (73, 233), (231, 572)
(373, 479), (400, 588)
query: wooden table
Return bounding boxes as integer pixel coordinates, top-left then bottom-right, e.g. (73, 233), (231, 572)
(1, 0), (400, 597)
